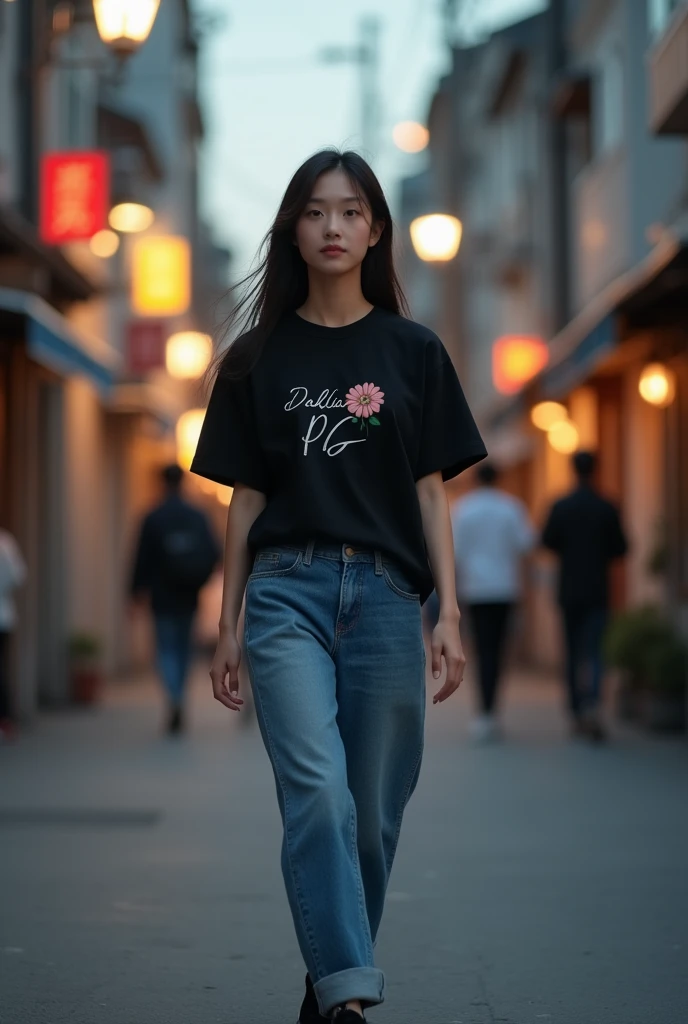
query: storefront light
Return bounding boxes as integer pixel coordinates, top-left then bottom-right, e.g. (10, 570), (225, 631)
(89, 228), (120, 258)
(547, 420), (579, 455)
(638, 362), (676, 408)
(409, 214), (462, 261)
(166, 332), (213, 380)
(176, 409), (205, 471)
(530, 401), (568, 431)
(93, 0), (161, 57)
(492, 335), (549, 395)
(109, 201), (154, 233)
(132, 236), (191, 317)
(392, 121), (430, 153)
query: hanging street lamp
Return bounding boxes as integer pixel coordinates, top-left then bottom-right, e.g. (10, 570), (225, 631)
(638, 362), (676, 408)
(410, 214), (463, 262)
(93, 0), (162, 59)
(166, 332), (213, 380)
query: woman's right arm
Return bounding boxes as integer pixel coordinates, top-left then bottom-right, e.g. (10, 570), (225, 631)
(210, 483), (266, 711)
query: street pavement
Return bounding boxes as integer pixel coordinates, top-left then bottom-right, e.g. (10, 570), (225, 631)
(1, 659), (687, 1024)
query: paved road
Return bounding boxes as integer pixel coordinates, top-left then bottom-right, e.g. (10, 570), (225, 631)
(1, 662), (687, 1024)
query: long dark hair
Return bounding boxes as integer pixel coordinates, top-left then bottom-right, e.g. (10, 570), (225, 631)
(212, 148), (409, 380)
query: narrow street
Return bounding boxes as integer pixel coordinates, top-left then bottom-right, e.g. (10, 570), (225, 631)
(1, 663), (686, 1024)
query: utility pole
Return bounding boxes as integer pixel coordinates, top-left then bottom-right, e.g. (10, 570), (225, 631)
(319, 15), (382, 159)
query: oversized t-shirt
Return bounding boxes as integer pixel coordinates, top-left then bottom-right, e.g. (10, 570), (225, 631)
(191, 306), (487, 603)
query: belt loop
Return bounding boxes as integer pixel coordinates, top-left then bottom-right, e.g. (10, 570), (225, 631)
(374, 550), (383, 576)
(304, 540), (315, 566)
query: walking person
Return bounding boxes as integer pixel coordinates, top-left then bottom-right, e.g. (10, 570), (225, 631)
(191, 149), (487, 1022)
(0, 527), (26, 742)
(130, 464), (220, 735)
(452, 462), (535, 742)
(542, 450), (628, 742)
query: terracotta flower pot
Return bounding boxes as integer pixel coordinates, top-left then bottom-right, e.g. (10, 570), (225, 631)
(70, 664), (102, 705)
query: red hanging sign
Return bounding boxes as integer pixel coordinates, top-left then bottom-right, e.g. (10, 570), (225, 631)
(40, 151), (110, 245)
(126, 320), (167, 375)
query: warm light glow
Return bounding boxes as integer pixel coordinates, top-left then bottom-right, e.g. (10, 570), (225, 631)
(638, 362), (676, 408)
(93, 0), (161, 54)
(392, 121), (429, 153)
(216, 485), (233, 506)
(530, 401), (568, 431)
(108, 201), (154, 233)
(166, 332), (213, 380)
(409, 214), (462, 261)
(176, 409), (206, 471)
(132, 236), (191, 316)
(492, 335), (549, 395)
(547, 420), (580, 454)
(89, 228), (120, 258)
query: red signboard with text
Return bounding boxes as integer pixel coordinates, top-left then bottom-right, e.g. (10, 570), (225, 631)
(40, 151), (110, 245)
(126, 320), (166, 375)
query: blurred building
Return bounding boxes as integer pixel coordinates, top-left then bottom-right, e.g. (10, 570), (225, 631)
(403, 0), (688, 666)
(0, 0), (230, 718)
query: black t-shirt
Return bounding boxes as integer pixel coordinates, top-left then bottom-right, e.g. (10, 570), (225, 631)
(191, 306), (487, 602)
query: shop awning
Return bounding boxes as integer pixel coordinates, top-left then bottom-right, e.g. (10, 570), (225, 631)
(0, 287), (120, 394)
(488, 228), (688, 425)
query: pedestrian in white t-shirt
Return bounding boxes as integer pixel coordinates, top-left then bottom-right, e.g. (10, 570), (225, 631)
(0, 528), (26, 741)
(452, 463), (535, 741)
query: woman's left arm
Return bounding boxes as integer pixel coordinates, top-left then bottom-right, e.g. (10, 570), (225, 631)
(416, 471), (466, 705)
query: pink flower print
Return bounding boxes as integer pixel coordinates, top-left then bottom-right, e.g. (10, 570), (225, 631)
(345, 382), (385, 420)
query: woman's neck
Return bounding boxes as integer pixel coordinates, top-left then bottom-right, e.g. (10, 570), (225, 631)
(296, 271), (373, 328)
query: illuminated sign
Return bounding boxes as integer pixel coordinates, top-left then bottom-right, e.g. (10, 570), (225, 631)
(40, 151), (110, 245)
(131, 236), (191, 316)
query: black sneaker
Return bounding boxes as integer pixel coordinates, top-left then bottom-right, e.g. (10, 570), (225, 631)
(298, 974), (327, 1023)
(167, 705), (184, 735)
(332, 1009), (366, 1023)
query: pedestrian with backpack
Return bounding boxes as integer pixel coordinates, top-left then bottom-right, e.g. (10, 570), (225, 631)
(131, 464), (221, 734)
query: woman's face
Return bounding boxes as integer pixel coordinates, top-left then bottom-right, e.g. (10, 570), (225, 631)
(294, 169), (383, 276)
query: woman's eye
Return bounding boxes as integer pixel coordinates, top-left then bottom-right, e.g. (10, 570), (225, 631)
(345, 209), (359, 217)
(307, 209), (322, 218)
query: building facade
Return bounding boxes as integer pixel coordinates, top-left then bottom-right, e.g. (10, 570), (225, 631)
(404, 0), (688, 667)
(0, 0), (229, 718)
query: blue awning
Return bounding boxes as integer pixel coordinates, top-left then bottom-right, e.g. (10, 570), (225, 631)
(0, 287), (119, 395)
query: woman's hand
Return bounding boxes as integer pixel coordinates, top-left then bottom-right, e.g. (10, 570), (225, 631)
(431, 615), (466, 704)
(209, 628), (244, 712)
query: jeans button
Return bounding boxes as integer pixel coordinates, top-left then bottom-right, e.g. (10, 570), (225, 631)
(344, 546), (355, 557)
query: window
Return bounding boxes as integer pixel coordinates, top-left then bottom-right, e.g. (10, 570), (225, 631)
(648, 0), (685, 38)
(596, 47), (624, 154)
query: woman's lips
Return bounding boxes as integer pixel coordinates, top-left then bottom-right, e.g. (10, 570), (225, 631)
(321, 245), (345, 255)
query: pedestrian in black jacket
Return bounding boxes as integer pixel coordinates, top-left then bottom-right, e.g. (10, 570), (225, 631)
(131, 464), (220, 734)
(542, 450), (628, 741)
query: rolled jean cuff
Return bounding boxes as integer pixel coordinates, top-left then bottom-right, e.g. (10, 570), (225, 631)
(314, 967), (385, 1016)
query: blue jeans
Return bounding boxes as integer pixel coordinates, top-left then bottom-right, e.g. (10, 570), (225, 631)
(244, 542), (426, 1016)
(153, 611), (195, 706)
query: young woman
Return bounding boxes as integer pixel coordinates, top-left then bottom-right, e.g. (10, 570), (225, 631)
(191, 149), (486, 1023)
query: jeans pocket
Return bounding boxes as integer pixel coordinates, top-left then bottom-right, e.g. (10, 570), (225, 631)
(249, 549), (303, 580)
(381, 560), (420, 601)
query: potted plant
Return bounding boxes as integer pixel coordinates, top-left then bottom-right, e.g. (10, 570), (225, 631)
(604, 605), (670, 721)
(68, 632), (103, 705)
(642, 633), (687, 733)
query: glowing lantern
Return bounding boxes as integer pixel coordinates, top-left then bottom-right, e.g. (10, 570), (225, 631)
(166, 332), (213, 380)
(638, 363), (676, 408)
(89, 228), (120, 257)
(530, 401), (568, 431)
(392, 121), (429, 153)
(409, 214), (462, 261)
(93, 0), (161, 57)
(132, 236), (191, 317)
(109, 202), (154, 233)
(492, 335), (549, 395)
(176, 409), (206, 471)
(547, 420), (579, 454)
